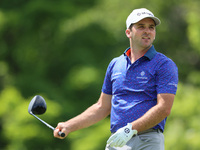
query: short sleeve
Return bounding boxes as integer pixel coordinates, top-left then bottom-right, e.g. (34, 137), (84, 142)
(156, 60), (178, 94)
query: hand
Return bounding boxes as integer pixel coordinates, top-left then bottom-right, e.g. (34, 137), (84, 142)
(107, 123), (137, 147)
(53, 122), (69, 139)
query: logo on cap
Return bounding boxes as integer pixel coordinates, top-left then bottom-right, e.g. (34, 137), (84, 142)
(137, 12), (153, 16)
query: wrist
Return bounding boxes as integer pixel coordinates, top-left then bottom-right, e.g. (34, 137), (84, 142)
(127, 123), (138, 135)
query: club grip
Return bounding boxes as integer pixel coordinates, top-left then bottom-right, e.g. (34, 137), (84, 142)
(58, 131), (65, 137)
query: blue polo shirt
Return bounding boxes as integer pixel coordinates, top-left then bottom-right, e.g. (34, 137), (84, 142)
(102, 45), (178, 133)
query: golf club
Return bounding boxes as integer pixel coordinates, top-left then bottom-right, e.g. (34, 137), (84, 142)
(28, 95), (65, 137)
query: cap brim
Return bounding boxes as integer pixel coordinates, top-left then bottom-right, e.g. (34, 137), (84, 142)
(126, 16), (161, 29)
(134, 16), (161, 26)
(148, 17), (161, 26)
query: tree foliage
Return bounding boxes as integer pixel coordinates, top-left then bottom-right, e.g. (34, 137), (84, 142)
(0, 0), (200, 149)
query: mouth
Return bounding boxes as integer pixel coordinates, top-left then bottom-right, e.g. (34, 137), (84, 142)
(142, 37), (150, 40)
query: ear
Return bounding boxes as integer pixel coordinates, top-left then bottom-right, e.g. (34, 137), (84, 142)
(125, 29), (131, 38)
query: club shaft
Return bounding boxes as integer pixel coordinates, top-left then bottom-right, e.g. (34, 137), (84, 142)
(31, 113), (55, 130)
(30, 112), (65, 137)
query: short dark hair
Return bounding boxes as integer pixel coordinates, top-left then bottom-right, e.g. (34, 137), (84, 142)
(129, 24), (134, 30)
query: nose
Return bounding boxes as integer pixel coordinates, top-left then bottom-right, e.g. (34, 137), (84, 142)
(144, 27), (151, 33)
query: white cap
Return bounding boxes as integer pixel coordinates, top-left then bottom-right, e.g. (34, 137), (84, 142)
(126, 8), (161, 29)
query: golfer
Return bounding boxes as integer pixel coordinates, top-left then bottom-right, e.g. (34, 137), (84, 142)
(54, 8), (178, 150)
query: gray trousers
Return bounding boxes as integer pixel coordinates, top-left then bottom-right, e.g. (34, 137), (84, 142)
(105, 129), (164, 150)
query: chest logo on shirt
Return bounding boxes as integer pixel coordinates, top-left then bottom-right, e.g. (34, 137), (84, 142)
(140, 71), (145, 76)
(136, 71), (148, 83)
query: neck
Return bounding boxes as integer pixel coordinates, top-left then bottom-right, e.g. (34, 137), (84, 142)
(129, 44), (152, 63)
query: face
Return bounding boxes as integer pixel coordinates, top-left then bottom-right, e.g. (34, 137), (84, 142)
(126, 18), (156, 50)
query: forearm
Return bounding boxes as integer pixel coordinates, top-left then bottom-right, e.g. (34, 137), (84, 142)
(106, 103), (170, 148)
(54, 93), (111, 139)
(64, 102), (110, 133)
(131, 94), (174, 132)
(131, 104), (167, 132)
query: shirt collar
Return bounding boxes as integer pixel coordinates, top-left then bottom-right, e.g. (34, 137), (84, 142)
(124, 45), (157, 60)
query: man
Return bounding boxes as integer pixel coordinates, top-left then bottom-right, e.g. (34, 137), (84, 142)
(54, 8), (178, 150)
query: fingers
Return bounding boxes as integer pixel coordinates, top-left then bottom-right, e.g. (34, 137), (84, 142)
(107, 134), (116, 145)
(111, 136), (121, 147)
(107, 133), (119, 147)
(109, 138), (125, 147)
(107, 133), (126, 147)
(53, 122), (67, 139)
(107, 136), (113, 144)
(54, 128), (62, 138)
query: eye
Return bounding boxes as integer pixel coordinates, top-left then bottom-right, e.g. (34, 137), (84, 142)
(138, 26), (144, 29)
(149, 26), (155, 30)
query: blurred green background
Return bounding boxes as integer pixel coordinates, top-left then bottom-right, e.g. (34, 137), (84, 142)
(0, 0), (200, 149)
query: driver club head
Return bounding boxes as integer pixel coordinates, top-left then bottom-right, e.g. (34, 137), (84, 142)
(28, 95), (66, 137)
(28, 95), (47, 115)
